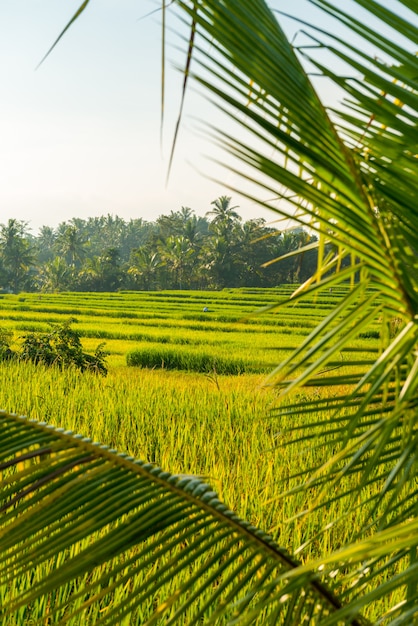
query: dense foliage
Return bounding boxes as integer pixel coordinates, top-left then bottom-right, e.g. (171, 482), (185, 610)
(0, 199), (319, 292)
(0, 318), (108, 375)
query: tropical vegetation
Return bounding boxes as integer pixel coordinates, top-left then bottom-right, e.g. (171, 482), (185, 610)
(0, 318), (108, 375)
(0, 204), (318, 292)
(1, 0), (417, 624)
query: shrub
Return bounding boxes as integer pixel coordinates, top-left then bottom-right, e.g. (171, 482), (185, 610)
(0, 319), (108, 375)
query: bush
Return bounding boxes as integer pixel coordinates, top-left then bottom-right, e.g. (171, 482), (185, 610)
(0, 319), (108, 375)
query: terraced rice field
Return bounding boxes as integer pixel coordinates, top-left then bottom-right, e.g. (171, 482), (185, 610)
(0, 287), (391, 623)
(0, 287), (378, 372)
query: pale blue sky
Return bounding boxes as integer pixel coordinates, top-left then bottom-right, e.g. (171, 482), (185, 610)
(0, 1), (411, 233)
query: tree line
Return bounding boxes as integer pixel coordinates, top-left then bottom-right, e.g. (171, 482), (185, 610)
(0, 196), (319, 293)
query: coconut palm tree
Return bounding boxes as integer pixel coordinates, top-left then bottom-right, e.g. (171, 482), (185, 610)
(203, 234), (240, 288)
(206, 195), (242, 239)
(156, 207), (196, 240)
(1, 1), (417, 624)
(120, 218), (155, 261)
(37, 255), (74, 292)
(55, 224), (88, 268)
(127, 246), (162, 290)
(0, 219), (34, 292)
(77, 248), (122, 291)
(36, 225), (57, 264)
(158, 235), (195, 289)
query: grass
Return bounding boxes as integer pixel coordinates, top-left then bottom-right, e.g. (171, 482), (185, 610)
(0, 287), (382, 543)
(0, 287), (379, 371)
(0, 359), (371, 552)
(126, 344), (249, 374)
(0, 287), (392, 622)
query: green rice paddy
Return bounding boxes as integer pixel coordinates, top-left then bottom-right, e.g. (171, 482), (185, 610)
(0, 287), (378, 372)
(0, 286), (381, 541)
(0, 287), (387, 622)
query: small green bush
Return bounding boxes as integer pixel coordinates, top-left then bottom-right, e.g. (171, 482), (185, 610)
(0, 319), (108, 375)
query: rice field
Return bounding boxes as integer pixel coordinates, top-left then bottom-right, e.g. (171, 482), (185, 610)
(0, 287), (388, 623)
(0, 287), (378, 372)
(0, 286), (381, 539)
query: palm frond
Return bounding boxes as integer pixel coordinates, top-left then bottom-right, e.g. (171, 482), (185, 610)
(1, 410), (365, 625)
(36, 1), (91, 69)
(173, 0), (417, 503)
(170, 0), (418, 619)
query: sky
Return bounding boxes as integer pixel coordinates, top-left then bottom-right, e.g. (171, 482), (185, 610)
(0, 1), (412, 234)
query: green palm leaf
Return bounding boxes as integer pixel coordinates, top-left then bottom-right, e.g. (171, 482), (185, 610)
(170, 0), (418, 619)
(1, 410), (363, 625)
(174, 0), (417, 461)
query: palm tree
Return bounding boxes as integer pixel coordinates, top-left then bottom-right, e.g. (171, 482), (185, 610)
(1, 1), (417, 624)
(156, 207), (196, 239)
(55, 224), (88, 268)
(37, 255), (74, 292)
(127, 246), (162, 290)
(0, 219), (34, 292)
(36, 225), (57, 264)
(183, 214), (203, 250)
(236, 218), (282, 286)
(203, 234), (240, 288)
(103, 247), (122, 291)
(158, 235), (195, 289)
(120, 218), (154, 261)
(101, 214), (125, 249)
(206, 195), (241, 238)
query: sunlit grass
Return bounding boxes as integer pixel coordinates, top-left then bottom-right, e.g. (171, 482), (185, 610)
(0, 359), (399, 622)
(0, 289), (379, 373)
(0, 288), (391, 622)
